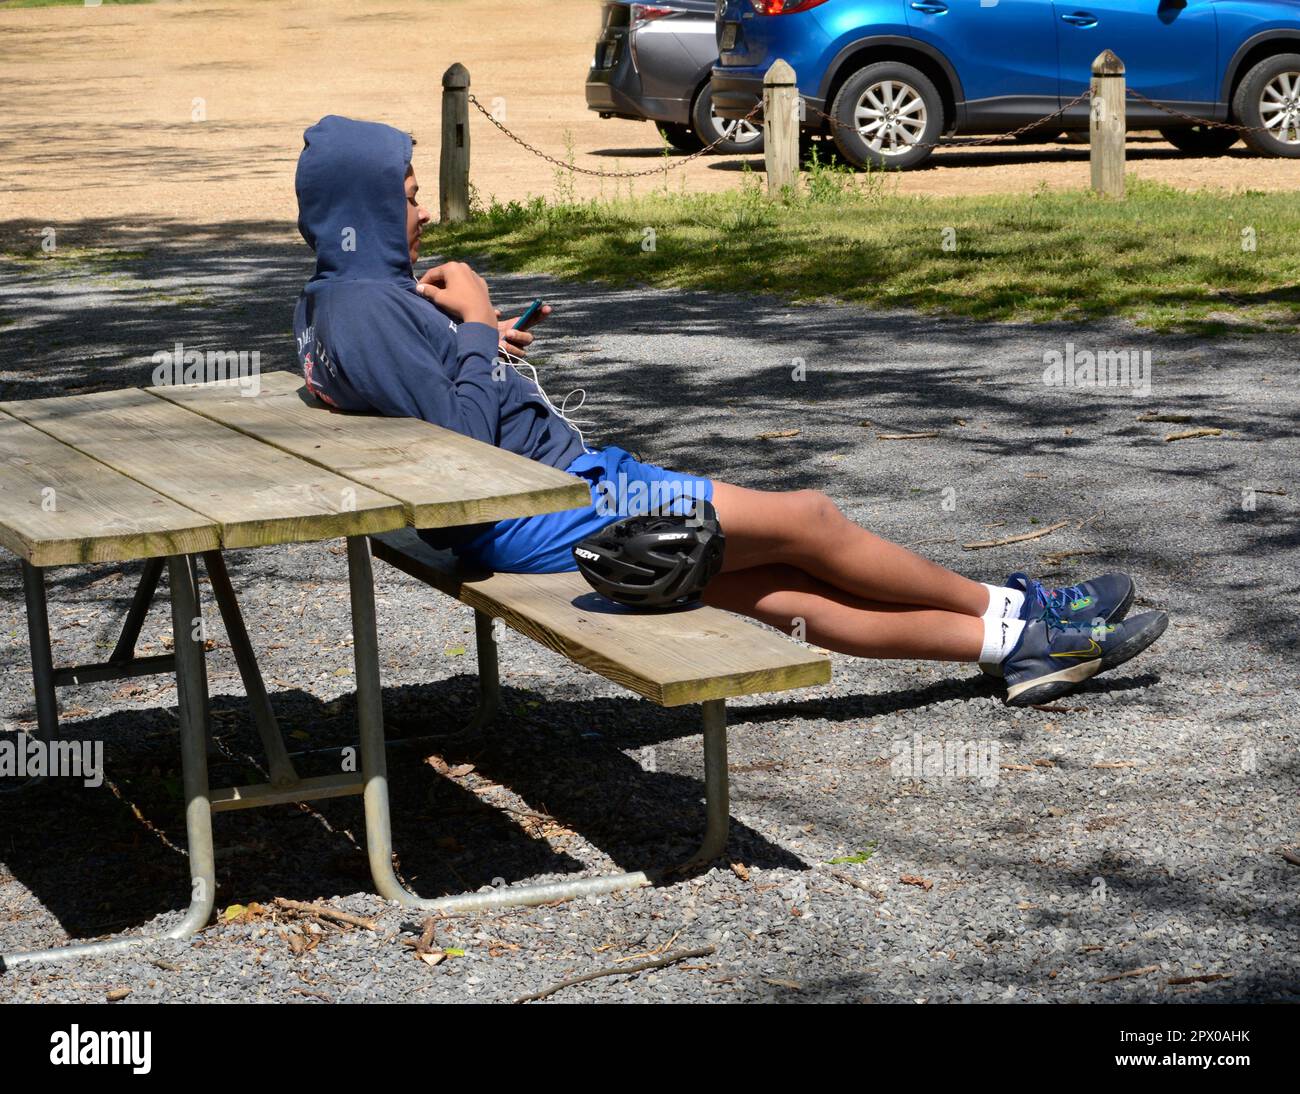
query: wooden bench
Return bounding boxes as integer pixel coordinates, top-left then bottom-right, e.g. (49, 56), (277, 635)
(370, 527), (832, 908)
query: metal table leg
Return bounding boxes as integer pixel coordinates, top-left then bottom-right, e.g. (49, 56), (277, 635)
(108, 556), (164, 664)
(347, 536), (732, 913)
(0, 555), (217, 969)
(670, 699), (731, 875)
(200, 551), (298, 787)
(463, 609), (500, 734)
(0, 562), (60, 796)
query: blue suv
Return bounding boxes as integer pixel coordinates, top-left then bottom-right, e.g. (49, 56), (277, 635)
(712, 0), (1300, 169)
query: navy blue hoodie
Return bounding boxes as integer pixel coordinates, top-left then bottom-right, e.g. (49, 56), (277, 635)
(292, 115), (585, 544)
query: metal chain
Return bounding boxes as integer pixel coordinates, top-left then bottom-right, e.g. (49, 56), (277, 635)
(807, 88), (1095, 152)
(467, 92), (763, 178)
(1123, 87), (1288, 136)
(467, 82), (1288, 174)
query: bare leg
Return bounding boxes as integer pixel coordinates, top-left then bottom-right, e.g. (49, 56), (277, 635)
(702, 563), (983, 662)
(710, 481), (989, 617)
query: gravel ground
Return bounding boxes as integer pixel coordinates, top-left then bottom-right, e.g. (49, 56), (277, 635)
(0, 242), (1296, 1004)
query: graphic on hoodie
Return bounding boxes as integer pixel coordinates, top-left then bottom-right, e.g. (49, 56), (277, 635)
(292, 115), (585, 477)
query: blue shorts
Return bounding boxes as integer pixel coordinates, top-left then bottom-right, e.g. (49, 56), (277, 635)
(452, 445), (714, 574)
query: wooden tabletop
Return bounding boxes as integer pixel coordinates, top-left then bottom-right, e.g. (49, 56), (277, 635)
(0, 375), (591, 568)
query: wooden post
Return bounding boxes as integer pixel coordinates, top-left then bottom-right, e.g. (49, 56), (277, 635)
(763, 59), (799, 197)
(440, 63), (470, 223)
(1090, 50), (1126, 199)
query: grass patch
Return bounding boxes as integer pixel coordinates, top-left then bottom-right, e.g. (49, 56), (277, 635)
(1, 246), (148, 274)
(0, 1), (151, 10)
(426, 169), (1300, 333)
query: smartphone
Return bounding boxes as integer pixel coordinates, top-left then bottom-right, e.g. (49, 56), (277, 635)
(512, 298), (546, 332)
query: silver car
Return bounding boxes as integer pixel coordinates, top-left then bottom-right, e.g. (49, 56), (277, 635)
(586, 1), (762, 155)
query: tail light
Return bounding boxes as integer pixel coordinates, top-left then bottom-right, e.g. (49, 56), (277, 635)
(748, 0), (829, 13)
(629, 4), (676, 72)
(630, 4), (676, 23)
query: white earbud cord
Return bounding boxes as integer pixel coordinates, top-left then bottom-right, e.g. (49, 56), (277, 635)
(498, 344), (596, 452)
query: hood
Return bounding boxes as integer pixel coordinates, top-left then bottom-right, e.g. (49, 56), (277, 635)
(296, 114), (413, 288)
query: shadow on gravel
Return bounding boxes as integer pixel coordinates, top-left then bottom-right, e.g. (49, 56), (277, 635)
(0, 217), (308, 402)
(733, 671), (1159, 727)
(0, 678), (803, 948)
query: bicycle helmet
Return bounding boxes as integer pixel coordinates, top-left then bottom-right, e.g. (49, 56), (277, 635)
(572, 499), (726, 609)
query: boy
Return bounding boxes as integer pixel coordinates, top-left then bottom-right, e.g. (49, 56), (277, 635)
(293, 115), (1166, 706)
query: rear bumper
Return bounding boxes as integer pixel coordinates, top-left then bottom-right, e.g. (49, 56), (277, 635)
(710, 70), (763, 119)
(586, 76), (690, 124)
(711, 68), (824, 126)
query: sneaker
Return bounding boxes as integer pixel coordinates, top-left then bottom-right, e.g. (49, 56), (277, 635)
(1008, 572), (1135, 626)
(980, 572), (1136, 677)
(1002, 609), (1169, 707)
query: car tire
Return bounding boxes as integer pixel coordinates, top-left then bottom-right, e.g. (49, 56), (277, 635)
(690, 83), (764, 155)
(1232, 53), (1300, 158)
(829, 61), (943, 170)
(1159, 125), (1239, 155)
(656, 122), (704, 153)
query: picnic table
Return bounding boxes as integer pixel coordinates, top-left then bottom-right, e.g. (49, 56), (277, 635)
(0, 372), (590, 967)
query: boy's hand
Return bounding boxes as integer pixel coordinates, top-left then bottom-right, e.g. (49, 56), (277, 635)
(416, 262), (496, 326)
(497, 304), (552, 358)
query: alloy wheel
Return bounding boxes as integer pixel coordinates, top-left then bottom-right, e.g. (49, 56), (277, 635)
(1260, 71), (1300, 144)
(854, 79), (928, 156)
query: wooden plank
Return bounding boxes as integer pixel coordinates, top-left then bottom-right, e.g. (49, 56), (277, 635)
(0, 410), (219, 566)
(147, 371), (591, 528)
(0, 389), (407, 549)
(211, 772), (365, 813)
(372, 529), (831, 707)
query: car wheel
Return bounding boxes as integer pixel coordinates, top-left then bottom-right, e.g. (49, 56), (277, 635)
(829, 61), (942, 170)
(656, 122), (704, 153)
(1232, 53), (1300, 158)
(690, 84), (764, 155)
(1159, 125), (1239, 155)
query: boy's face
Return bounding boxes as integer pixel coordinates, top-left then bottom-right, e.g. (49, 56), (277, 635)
(405, 167), (431, 264)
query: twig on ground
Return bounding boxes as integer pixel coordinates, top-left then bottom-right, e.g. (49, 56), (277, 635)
(1165, 428), (1222, 442)
(962, 520), (1068, 550)
(416, 916), (437, 954)
(273, 897), (378, 931)
(1094, 964), (1159, 984)
(1041, 548), (1101, 567)
(820, 867), (886, 899)
(1278, 849), (1300, 867)
(1166, 973), (1230, 986)
(515, 946), (715, 1003)
(288, 987), (333, 1003)
(877, 431), (939, 441)
(1137, 411), (1195, 423)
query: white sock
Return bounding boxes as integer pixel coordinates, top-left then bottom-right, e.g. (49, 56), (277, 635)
(981, 582), (1025, 623)
(980, 615), (1026, 665)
